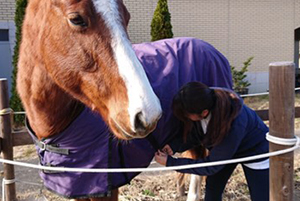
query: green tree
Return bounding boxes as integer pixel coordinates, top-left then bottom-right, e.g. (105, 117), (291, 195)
(231, 57), (254, 95)
(10, 0), (27, 126)
(151, 0), (173, 41)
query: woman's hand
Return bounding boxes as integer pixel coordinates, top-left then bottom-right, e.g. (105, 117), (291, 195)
(155, 150), (168, 166)
(162, 144), (174, 155)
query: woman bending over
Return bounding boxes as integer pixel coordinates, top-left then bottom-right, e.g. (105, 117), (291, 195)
(155, 81), (269, 201)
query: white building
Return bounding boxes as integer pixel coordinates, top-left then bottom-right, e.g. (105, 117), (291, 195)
(0, 0), (15, 95)
(124, 0), (300, 93)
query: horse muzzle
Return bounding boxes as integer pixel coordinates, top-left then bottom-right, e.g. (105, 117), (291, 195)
(110, 116), (160, 140)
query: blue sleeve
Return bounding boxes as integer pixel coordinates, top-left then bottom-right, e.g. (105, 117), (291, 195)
(166, 122), (246, 176)
(168, 124), (203, 153)
(168, 135), (193, 153)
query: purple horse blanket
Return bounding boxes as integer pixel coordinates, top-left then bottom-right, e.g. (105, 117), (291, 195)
(27, 37), (232, 199)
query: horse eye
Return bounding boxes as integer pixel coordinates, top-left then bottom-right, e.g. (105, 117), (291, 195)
(68, 13), (87, 27)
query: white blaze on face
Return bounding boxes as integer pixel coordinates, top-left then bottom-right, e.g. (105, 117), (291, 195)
(92, 0), (162, 132)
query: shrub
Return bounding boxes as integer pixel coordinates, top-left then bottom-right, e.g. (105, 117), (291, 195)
(10, 0), (27, 126)
(231, 57), (254, 94)
(150, 0), (173, 41)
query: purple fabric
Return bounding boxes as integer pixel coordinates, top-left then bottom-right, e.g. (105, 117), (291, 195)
(28, 37), (232, 198)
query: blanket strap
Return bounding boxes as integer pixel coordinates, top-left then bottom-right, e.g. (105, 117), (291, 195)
(34, 140), (69, 155)
(25, 118), (69, 155)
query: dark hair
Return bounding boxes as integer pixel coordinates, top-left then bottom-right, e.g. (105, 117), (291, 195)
(172, 82), (242, 146)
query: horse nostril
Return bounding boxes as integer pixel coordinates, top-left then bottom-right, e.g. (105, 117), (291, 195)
(134, 112), (147, 132)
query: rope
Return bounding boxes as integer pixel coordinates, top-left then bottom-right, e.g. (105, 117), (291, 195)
(0, 108), (13, 116)
(266, 133), (298, 146)
(0, 131), (298, 199)
(2, 178), (44, 201)
(2, 178), (15, 201)
(13, 111), (26, 115)
(240, 91), (269, 97)
(0, 135), (298, 174)
(16, 180), (43, 187)
(240, 87), (300, 98)
(0, 108), (25, 116)
(0, 89), (299, 198)
(6, 87), (300, 115)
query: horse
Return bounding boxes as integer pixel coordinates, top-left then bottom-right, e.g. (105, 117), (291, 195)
(17, 0), (232, 200)
(17, 0), (162, 141)
(177, 148), (209, 201)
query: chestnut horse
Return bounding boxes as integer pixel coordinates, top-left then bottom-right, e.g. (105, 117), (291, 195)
(177, 148), (209, 201)
(17, 0), (161, 200)
(17, 0), (232, 201)
(17, 0), (162, 142)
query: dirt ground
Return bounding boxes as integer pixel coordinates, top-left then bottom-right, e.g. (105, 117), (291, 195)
(1, 95), (300, 201)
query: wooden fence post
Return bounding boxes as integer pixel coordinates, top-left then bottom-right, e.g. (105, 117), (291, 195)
(0, 78), (16, 201)
(269, 62), (295, 201)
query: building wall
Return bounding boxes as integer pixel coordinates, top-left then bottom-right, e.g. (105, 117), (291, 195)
(124, 0), (300, 93)
(0, 0), (299, 93)
(0, 0), (15, 21)
(0, 0), (15, 53)
(0, 0), (15, 95)
(296, 0), (300, 28)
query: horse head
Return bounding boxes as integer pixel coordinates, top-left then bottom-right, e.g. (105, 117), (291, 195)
(18, 0), (162, 140)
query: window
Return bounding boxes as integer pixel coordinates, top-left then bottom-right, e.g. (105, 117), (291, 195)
(0, 29), (9, 41)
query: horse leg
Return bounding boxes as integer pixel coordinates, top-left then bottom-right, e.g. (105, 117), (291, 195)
(72, 189), (118, 201)
(186, 174), (203, 201)
(177, 172), (186, 196)
(179, 147), (208, 201)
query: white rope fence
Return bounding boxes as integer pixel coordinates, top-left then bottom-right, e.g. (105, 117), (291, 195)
(0, 109), (24, 116)
(2, 179), (15, 201)
(240, 87), (300, 98)
(1, 89), (300, 200)
(2, 87), (300, 116)
(0, 108), (13, 116)
(0, 133), (299, 201)
(2, 179), (45, 201)
(0, 133), (297, 173)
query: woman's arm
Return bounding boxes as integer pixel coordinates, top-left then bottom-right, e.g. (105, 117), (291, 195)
(166, 124), (246, 176)
(167, 124), (203, 153)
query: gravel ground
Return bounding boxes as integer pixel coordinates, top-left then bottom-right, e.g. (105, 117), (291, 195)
(1, 148), (299, 201)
